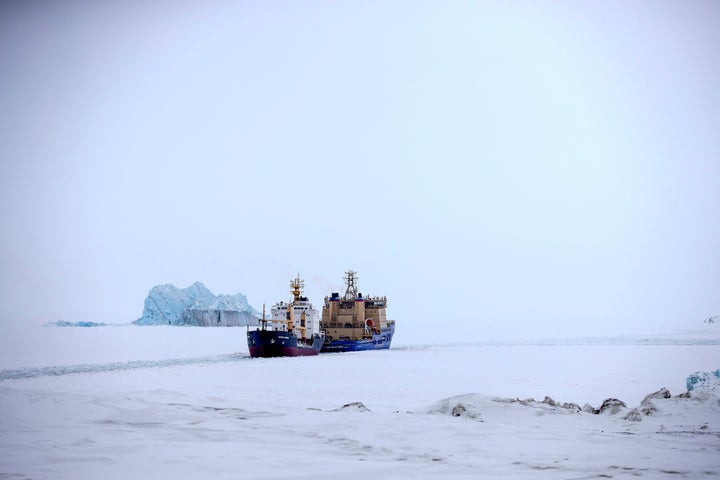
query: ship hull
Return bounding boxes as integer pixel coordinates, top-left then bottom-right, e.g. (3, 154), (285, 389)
(247, 330), (323, 358)
(321, 324), (395, 353)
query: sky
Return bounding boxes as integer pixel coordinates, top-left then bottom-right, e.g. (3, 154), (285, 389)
(1, 1), (718, 342)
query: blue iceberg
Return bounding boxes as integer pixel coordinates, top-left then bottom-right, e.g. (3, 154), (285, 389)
(133, 282), (260, 327)
(686, 369), (720, 393)
(44, 320), (108, 327)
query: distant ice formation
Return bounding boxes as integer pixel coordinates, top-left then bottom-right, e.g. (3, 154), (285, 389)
(687, 370), (720, 393)
(44, 320), (108, 327)
(133, 282), (261, 327)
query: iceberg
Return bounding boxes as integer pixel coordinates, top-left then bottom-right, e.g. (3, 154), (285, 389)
(686, 369), (720, 393)
(133, 282), (260, 327)
(44, 320), (108, 327)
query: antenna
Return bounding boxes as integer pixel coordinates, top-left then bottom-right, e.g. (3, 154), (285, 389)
(291, 274), (304, 302)
(343, 269), (358, 300)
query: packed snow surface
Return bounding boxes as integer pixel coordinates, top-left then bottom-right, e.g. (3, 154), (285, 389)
(133, 282), (260, 326)
(1, 326), (719, 479)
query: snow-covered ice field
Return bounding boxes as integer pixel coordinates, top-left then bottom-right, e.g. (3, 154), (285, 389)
(1, 326), (719, 479)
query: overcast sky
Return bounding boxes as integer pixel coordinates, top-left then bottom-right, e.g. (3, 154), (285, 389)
(1, 1), (718, 342)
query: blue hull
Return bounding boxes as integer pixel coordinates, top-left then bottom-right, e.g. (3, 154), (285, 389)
(321, 324), (395, 353)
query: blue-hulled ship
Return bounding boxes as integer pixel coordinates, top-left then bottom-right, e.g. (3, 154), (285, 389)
(247, 276), (324, 358)
(320, 270), (395, 353)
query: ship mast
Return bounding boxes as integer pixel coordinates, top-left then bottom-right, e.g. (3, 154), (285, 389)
(290, 274), (304, 302)
(343, 269), (358, 300)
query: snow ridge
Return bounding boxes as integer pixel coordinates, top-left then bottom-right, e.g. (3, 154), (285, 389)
(428, 389), (720, 425)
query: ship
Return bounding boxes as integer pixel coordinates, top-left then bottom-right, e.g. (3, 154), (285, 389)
(247, 276), (324, 358)
(320, 270), (395, 352)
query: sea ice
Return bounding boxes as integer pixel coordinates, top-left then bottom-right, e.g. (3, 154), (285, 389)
(1, 332), (719, 479)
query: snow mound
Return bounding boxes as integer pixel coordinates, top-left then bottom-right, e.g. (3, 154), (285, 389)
(333, 402), (371, 412)
(427, 388), (720, 425)
(133, 282), (261, 326)
(687, 370), (720, 393)
(638, 387), (672, 416)
(428, 394), (580, 419)
(491, 395), (583, 414)
(596, 398), (629, 415)
(623, 389), (720, 424)
(429, 394), (588, 421)
(428, 394), (484, 420)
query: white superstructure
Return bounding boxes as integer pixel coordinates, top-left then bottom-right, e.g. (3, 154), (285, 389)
(267, 276), (321, 338)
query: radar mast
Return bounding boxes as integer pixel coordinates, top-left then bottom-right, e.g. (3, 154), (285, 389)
(290, 274), (304, 302)
(343, 269), (358, 300)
